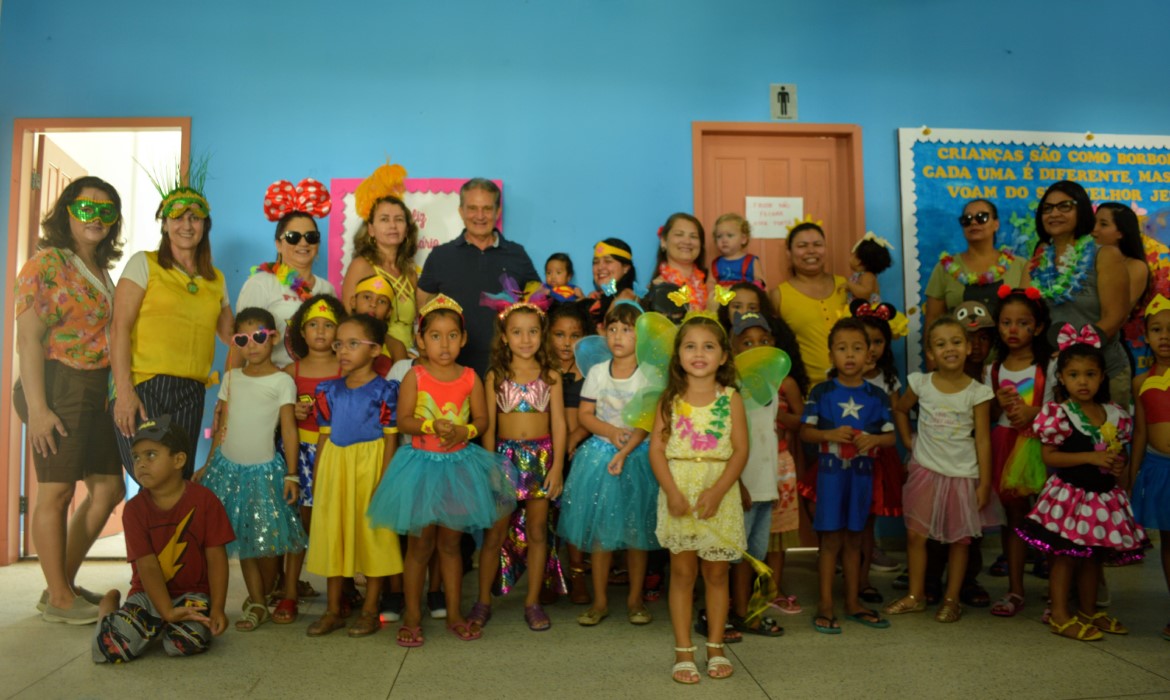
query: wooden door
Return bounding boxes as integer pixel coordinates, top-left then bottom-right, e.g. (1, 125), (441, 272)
(692, 123), (866, 289)
(22, 137), (124, 555)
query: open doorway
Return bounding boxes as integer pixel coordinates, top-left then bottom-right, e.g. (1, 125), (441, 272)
(1, 118), (190, 566)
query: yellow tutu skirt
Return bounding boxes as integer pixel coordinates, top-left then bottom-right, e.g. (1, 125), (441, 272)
(306, 439), (403, 578)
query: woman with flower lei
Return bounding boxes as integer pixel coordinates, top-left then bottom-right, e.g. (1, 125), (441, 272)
(1030, 181), (1132, 405)
(644, 213), (709, 324)
(237, 178), (335, 368)
(924, 199), (1030, 335)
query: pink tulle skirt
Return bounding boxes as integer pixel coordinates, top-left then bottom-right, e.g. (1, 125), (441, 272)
(903, 458), (997, 544)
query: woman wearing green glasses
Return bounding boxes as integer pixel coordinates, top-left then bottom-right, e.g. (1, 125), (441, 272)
(14, 176), (127, 624)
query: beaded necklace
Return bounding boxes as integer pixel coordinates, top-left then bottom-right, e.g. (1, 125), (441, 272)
(1030, 237), (1095, 305)
(937, 249), (1013, 287)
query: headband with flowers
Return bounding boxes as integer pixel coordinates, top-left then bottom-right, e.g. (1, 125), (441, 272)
(263, 178), (332, 221)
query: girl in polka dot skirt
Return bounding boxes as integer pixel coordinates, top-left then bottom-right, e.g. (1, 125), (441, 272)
(1018, 324), (1147, 642)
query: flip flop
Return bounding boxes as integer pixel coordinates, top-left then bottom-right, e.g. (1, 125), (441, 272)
(447, 621), (483, 641)
(396, 625), (424, 648)
(730, 612), (784, 637)
(859, 585), (884, 604)
(768, 595), (802, 615)
(845, 609), (890, 629)
(812, 615), (841, 635)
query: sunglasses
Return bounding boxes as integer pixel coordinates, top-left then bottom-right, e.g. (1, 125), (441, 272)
(332, 339), (382, 352)
(958, 211), (992, 227)
(232, 329), (272, 347)
(280, 230), (321, 246)
(1040, 199), (1077, 215)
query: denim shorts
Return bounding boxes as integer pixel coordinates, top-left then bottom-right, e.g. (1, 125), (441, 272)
(743, 501), (774, 561)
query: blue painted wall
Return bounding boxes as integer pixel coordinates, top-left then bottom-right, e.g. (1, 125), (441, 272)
(3, 0), (1169, 461)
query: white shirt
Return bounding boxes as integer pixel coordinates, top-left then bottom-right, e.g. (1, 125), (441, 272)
(236, 271), (335, 368)
(217, 369), (297, 465)
(742, 400), (780, 502)
(580, 361), (649, 445)
(909, 372), (994, 478)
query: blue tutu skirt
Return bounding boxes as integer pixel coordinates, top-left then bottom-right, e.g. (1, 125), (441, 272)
(1132, 449), (1170, 530)
(559, 437), (658, 551)
(368, 444), (517, 535)
(201, 449), (307, 559)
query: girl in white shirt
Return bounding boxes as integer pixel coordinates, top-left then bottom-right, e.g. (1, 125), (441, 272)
(886, 316), (994, 624)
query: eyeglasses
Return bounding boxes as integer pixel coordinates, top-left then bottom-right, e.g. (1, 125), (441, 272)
(232, 329), (272, 347)
(958, 211), (991, 227)
(1040, 200), (1077, 215)
(280, 230), (321, 246)
(332, 339), (382, 352)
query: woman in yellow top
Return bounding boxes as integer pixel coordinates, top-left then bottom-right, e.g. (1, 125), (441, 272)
(341, 164), (419, 353)
(111, 163), (233, 478)
(770, 221), (849, 388)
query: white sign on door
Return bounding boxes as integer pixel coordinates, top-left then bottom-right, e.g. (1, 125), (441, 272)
(745, 196), (803, 239)
(770, 83), (797, 121)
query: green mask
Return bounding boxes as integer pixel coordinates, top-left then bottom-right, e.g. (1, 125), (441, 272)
(68, 198), (119, 225)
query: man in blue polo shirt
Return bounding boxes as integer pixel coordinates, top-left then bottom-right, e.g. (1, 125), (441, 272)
(417, 178), (538, 378)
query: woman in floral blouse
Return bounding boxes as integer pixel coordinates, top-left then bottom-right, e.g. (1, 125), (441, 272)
(15, 176), (126, 624)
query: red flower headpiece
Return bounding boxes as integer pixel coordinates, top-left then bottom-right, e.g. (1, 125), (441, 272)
(263, 178), (332, 221)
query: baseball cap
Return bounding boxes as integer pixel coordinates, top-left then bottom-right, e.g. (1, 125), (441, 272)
(731, 311), (772, 337)
(131, 414), (190, 455)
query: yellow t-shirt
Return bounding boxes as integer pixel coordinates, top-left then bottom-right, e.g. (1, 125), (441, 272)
(777, 275), (848, 390)
(127, 251), (226, 385)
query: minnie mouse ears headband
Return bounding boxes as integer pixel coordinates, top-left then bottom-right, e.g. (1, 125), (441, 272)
(263, 178), (331, 221)
(1056, 323), (1101, 350)
(997, 284), (1042, 301)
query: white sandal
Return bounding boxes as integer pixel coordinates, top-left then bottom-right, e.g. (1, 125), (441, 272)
(705, 642), (734, 679)
(672, 646), (700, 684)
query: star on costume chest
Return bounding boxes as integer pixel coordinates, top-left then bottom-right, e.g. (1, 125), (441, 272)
(838, 397), (863, 420)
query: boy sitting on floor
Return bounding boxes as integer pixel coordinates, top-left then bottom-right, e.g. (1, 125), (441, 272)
(93, 415), (234, 663)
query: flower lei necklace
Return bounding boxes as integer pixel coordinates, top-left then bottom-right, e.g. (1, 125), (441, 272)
(252, 261), (312, 301)
(1030, 236), (1095, 305)
(938, 249), (1013, 286)
(658, 263), (707, 311)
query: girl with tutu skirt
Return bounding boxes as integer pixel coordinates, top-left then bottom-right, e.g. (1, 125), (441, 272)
(984, 286), (1052, 617)
(886, 316), (995, 624)
(1130, 295), (1170, 641)
(273, 294), (345, 622)
(1019, 325), (1147, 641)
(650, 313), (748, 683)
(197, 308), (307, 632)
(560, 300), (660, 627)
(303, 314), (403, 638)
(476, 298), (566, 631)
(367, 295), (516, 646)
(854, 301), (906, 605)
(802, 318), (895, 634)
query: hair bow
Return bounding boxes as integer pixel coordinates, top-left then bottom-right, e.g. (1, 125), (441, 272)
(1056, 323), (1102, 350)
(852, 231), (894, 252)
(851, 300), (894, 321)
(263, 178), (332, 221)
(712, 286), (736, 307)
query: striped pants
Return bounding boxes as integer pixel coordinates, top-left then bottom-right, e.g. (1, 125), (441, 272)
(112, 375), (206, 480)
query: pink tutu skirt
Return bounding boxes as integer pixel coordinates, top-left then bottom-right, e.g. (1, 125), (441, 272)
(870, 446), (904, 517)
(903, 458), (996, 544)
(1018, 475), (1148, 563)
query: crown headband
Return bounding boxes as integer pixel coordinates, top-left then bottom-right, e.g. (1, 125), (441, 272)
(852, 231), (894, 252)
(594, 241), (631, 261)
(786, 213), (823, 233)
(420, 294), (464, 319)
(681, 309), (726, 335)
(355, 161), (408, 221)
(264, 178), (331, 221)
(354, 275), (393, 299)
(141, 155), (211, 221)
(302, 300), (338, 327)
(1145, 294), (1170, 317)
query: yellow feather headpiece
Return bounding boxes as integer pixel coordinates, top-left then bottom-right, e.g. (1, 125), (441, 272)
(355, 161), (408, 221)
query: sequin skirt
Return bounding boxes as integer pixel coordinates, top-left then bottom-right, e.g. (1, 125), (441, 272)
(368, 444), (517, 535)
(1132, 449), (1170, 530)
(498, 435), (553, 500)
(560, 437), (658, 551)
(1018, 474), (1147, 563)
(201, 449), (306, 560)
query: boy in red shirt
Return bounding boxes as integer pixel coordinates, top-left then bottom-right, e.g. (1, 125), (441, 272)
(93, 416), (234, 663)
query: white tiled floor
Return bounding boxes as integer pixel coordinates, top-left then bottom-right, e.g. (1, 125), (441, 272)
(2, 543), (1168, 699)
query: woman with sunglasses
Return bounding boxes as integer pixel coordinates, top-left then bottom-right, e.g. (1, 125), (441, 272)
(111, 160), (233, 480)
(1032, 180), (1132, 405)
(341, 164), (419, 354)
(924, 199), (1030, 333)
(15, 176), (127, 624)
(237, 179), (335, 368)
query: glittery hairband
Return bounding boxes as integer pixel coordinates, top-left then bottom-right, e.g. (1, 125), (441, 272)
(420, 293), (464, 319)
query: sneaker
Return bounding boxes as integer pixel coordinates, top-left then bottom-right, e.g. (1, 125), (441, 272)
(42, 596), (100, 625)
(427, 591), (447, 619)
(892, 571), (910, 590)
(870, 548), (900, 572)
(380, 591), (405, 622)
